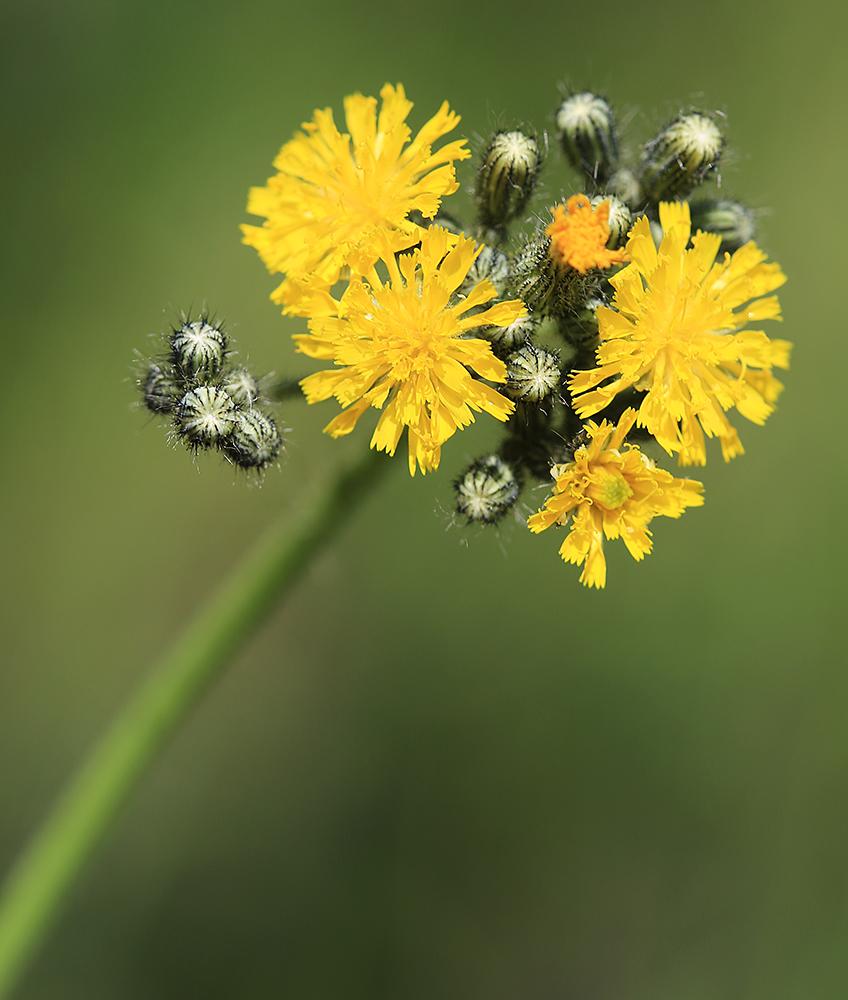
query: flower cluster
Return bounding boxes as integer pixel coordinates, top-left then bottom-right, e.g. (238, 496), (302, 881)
(241, 84), (527, 475)
(234, 82), (790, 587)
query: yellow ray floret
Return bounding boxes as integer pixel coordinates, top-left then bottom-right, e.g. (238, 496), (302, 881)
(528, 409), (704, 588)
(546, 195), (629, 273)
(569, 201), (791, 465)
(294, 227), (526, 476)
(241, 83), (470, 315)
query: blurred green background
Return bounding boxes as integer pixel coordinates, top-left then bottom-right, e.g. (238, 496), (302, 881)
(1, 0), (846, 996)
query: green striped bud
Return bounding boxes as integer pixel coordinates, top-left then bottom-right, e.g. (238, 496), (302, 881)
(639, 113), (724, 203)
(556, 93), (619, 187)
(459, 245), (511, 298)
(174, 385), (237, 450)
(454, 455), (521, 525)
(506, 345), (561, 402)
(590, 194), (632, 249)
(223, 367), (261, 409)
(690, 198), (756, 255)
(141, 363), (181, 415)
(607, 168), (641, 209)
(475, 130), (542, 230)
(479, 312), (539, 353)
(223, 410), (282, 471)
(510, 235), (597, 317)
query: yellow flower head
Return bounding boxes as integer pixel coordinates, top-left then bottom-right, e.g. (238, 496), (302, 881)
(295, 227), (526, 476)
(241, 84), (470, 315)
(546, 194), (629, 273)
(569, 201), (791, 465)
(528, 409), (704, 588)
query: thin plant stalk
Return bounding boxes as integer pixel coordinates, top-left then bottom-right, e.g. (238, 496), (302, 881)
(0, 449), (389, 999)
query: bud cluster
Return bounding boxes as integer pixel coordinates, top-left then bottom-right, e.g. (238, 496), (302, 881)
(447, 88), (758, 529)
(137, 315), (283, 474)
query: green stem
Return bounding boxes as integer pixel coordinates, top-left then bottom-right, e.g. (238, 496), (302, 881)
(0, 449), (390, 999)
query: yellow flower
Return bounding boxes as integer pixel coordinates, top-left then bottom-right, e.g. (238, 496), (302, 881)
(546, 194), (629, 273)
(295, 227), (526, 475)
(241, 84), (470, 315)
(569, 201), (791, 465)
(528, 410), (704, 588)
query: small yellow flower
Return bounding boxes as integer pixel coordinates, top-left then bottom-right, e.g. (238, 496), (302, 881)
(241, 84), (470, 315)
(569, 201), (791, 465)
(528, 409), (703, 588)
(546, 194), (629, 273)
(295, 227), (526, 476)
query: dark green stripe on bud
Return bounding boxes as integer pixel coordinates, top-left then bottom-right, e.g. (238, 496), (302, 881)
(690, 198), (756, 254)
(639, 113), (724, 204)
(556, 93), (619, 187)
(475, 130), (542, 231)
(454, 455), (521, 525)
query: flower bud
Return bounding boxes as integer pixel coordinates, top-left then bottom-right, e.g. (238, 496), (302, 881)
(459, 245), (511, 298)
(223, 410), (282, 470)
(174, 385), (237, 450)
(223, 367), (261, 408)
(171, 319), (227, 378)
(506, 345), (561, 402)
(555, 93), (619, 187)
(479, 312), (539, 352)
(557, 297), (603, 350)
(689, 198), (756, 254)
(607, 168), (641, 209)
(510, 235), (595, 317)
(454, 455), (521, 525)
(141, 363), (181, 414)
(639, 113), (724, 203)
(475, 130), (542, 230)
(589, 194), (632, 250)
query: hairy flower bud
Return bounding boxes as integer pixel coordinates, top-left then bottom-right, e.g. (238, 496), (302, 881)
(479, 312), (539, 352)
(510, 235), (595, 317)
(506, 344), (561, 402)
(556, 92), (619, 187)
(607, 168), (641, 209)
(223, 367), (261, 409)
(459, 245), (511, 298)
(223, 410), (282, 470)
(689, 198), (756, 254)
(639, 113), (724, 203)
(171, 319), (227, 378)
(557, 297), (603, 350)
(454, 455), (521, 525)
(141, 363), (181, 415)
(589, 194), (632, 250)
(475, 130), (542, 231)
(174, 385), (237, 449)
